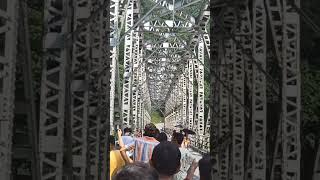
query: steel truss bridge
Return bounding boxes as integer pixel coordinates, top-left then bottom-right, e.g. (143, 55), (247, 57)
(1, 0), (320, 180)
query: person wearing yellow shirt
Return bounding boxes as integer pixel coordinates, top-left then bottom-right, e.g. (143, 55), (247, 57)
(110, 130), (134, 179)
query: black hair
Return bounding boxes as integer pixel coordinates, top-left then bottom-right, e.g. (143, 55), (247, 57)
(144, 123), (158, 137)
(124, 127), (132, 134)
(151, 141), (181, 176)
(156, 132), (168, 142)
(109, 135), (115, 145)
(174, 133), (184, 145)
(199, 155), (212, 180)
(113, 162), (159, 180)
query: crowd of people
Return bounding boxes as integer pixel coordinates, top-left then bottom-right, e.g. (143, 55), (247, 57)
(110, 123), (212, 180)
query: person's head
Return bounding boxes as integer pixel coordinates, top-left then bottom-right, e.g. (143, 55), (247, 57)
(171, 135), (177, 144)
(112, 162), (159, 180)
(109, 135), (115, 150)
(156, 132), (168, 142)
(144, 123), (158, 138)
(123, 127), (132, 136)
(155, 129), (160, 135)
(150, 141), (181, 178)
(173, 133), (184, 146)
(199, 155), (212, 180)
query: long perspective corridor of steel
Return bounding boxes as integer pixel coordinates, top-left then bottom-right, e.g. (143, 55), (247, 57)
(1, 0), (315, 180)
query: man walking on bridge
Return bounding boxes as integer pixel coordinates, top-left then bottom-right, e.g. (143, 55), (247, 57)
(134, 123), (159, 163)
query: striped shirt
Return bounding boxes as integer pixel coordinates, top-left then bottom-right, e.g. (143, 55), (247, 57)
(133, 136), (159, 163)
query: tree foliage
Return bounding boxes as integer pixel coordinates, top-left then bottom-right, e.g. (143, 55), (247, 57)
(151, 111), (164, 124)
(301, 0), (320, 128)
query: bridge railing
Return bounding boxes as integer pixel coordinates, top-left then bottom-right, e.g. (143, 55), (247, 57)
(190, 134), (210, 154)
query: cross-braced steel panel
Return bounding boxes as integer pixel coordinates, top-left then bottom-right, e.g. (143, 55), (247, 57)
(121, 0), (135, 126)
(110, 0), (120, 133)
(88, 0), (108, 178)
(70, 0), (91, 178)
(252, 0), (267, 179)
(39, 0), (71, 179)
(232, 25), (245, 180)
(131, 31), (141, 130)
(282, 0), (301, 179)
(197, 39), (205, 136)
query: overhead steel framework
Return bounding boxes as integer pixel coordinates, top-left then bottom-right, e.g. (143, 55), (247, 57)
(0, 0), (308, 179)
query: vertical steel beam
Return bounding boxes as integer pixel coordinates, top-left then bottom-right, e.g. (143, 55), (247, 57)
(205, 109), (211, 151)
(88, 0), (108, 178)
(14, 1), (40, 179)
(265, 1), (284, 179)
(188, 58), (194, 130)
(282, 0), (301, 179)
(182, 68), (188, 127)
(252, 0), (267, 179)
(219, 38), (233, 180)
(131, 0), (141, 130)
(196, 38), (205, 149)
(0, 0), (18, 179)
(232, 4), (251, 179)
(39, 0), (71, 179)
(121, 0), (134, 126)
(110, 0), (120, 133)
(233, 28), (245, 180)
(131, 31), (140, 130)
(70, 0), (91, 178)
(266, 0), (283, 65)
(136, 31), (143, 131)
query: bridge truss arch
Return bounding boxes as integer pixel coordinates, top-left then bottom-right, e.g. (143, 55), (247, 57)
(0, 0), (306, 180)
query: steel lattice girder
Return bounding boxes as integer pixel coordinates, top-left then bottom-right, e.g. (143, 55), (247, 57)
(121, 0), (135, 126)
(264, 1), (283, 177)
(70, 0), (91, 178)
(39, 0), (109, 179)
(252, 0), (267, 179)
(88, 0), (110, 178)
(146, 0), (196, 22)
(39, 0), (71, 179)
(208, 1), (302, 180)
(282, 0), (301, 179)
(110, 0), (121, 133)
(131, 31), (141, 129)
(266, 0), (283, 66)
(187, 58), (194, 130)
(141, 1), (210, 107)
(162, 2), (210, 152)
(218, 38), (232, 180)
(232, 21), (246, 180)
(194, 38), (205, 137)
(0, 0), (18, 179)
